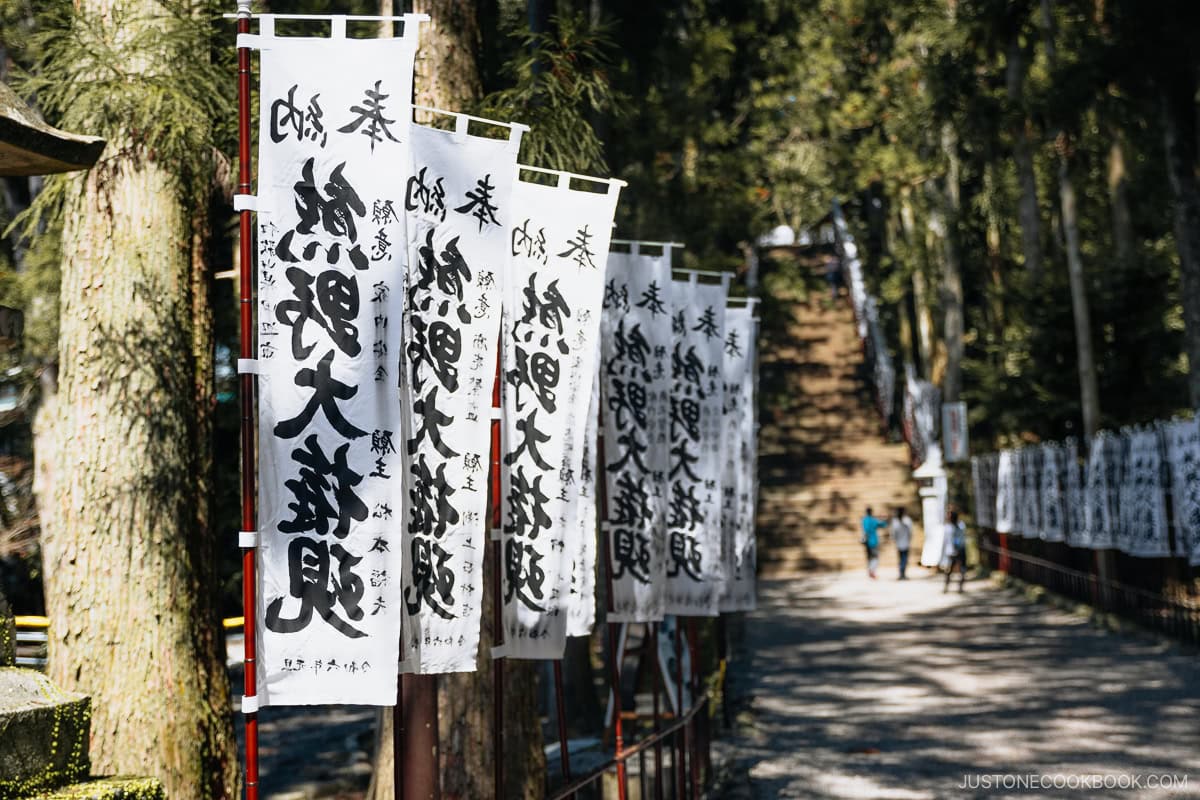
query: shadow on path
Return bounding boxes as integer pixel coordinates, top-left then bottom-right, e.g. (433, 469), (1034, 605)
(719, 572), (1200, 799)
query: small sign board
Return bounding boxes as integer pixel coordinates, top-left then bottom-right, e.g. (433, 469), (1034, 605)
(943, 401), (968, 463)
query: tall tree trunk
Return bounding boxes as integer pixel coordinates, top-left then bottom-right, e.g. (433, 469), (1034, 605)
(1161, 82), (1200, 408)
(1006, 26), (1042, 284)
(413, 0), (483, 113)
(983, 164), (1007, 346)
(33, 6), (235, 797)
(1107, 130), (1135, 267)
(937, 123), (965, 404)
(1041, 0), (1101, 438)
(368, 5), (546, 798)
(1058, 155), (1101, 438)
(898, 191), (931, 377)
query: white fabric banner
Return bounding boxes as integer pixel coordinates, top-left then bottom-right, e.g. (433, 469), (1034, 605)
(1164, 418), (1200, 566)
(565, 364), (600, 637)
(1082, 433), (1120, 550)
(1017, 447), (1041, 538)
(499, 170), (621, 658)
(1039, 444), (1066, 543)
(664, 278), (729, 617)
(398, 119), (522, 674)
(254, 30), (418, 705)
(995, 450), (1017, 534)
(1116, 428), (1169, 557)
(719, 308), (757, 613)
(1063, 439), (1087, 548)
(599, 249), (674, 622)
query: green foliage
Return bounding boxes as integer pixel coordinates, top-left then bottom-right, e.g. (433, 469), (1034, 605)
(479, 12), (625, 174)
(5, 0), (233, 237)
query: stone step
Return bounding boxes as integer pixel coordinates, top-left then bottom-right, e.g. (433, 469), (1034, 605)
(0, 668), (90, 797)
(32, 777), (165, 799)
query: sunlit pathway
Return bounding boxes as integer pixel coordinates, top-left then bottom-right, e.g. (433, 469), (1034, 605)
(720, 571), (1200, 799)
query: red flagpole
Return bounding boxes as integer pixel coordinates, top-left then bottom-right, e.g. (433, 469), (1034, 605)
(490, 347), (505, 799)
(595, 430), (629, 799)
(235, 1), (259, 797)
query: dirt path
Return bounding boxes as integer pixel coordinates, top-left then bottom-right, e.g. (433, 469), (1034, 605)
(720, 571), (1200, 799)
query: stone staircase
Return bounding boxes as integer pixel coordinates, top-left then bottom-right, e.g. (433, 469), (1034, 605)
(757, 277), (922, 576)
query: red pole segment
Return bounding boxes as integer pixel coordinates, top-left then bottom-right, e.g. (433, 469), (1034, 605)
(400, 675), (440, 800)
(650, 623), (664, 800)
(595, 433), (629, 799)
(235, 3), (259, 798)
(673, 622), (686, 800)
(490, 348), (505, 799)
(685, 618), (702, 796)
(552, 660), (573, 790)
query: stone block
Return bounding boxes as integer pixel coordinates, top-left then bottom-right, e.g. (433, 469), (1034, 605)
(28, 776), (166, 799)
(0, 667), (90, 797)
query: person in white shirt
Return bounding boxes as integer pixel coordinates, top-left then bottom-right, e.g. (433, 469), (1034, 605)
(891, 507), (914, 580)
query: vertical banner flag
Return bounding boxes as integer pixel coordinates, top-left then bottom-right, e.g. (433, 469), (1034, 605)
(719, 306), (758, 613)
(1039, 443), (1066, 543)
(942, 401), (968, 463)
(399, 116), (524, 674)
(1063, 439), (1087, 547)
(665, 276), (729, 617)
(1164, 418), (1200, 566)
(500, 168), (622, 658)
(565, 364), (600, 637)
(253, 22), (419, 705)
(995, 450), (1017, 535)
(1082, 432), (1119, 549)
(1017, 446), (1041, 537)
(1116, 428), (1169, 557)
(600, 246), (675, 622)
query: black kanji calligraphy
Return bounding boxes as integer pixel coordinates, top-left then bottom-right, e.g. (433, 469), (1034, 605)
(276, 267), (361, 359)
(279, 434), (369, 539)
(338, 80), (400, 150)
(454, 174), (501, 231)
(265, 537), (367, 638)
(274, 350), (367, 440)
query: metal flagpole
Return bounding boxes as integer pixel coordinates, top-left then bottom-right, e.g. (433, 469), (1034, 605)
(235, 2), (259, 797)
(595, 430), (629, 799)
(490, 348), (505, 799)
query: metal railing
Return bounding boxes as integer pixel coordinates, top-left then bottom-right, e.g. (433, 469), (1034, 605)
(978, 534), (1200, 645)
(13, 614), (48, 669)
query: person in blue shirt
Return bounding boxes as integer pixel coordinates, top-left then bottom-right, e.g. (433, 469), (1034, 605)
(860, 507), (889, 579)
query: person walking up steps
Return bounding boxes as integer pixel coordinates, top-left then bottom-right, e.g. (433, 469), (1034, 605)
(943, 509), (967, 593)
(892, 507), (913, 580)
(860, 507), (888, 579)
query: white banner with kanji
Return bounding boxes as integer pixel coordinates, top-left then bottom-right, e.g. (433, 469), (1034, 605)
(399, 118), (523, 674)
(253, 27), (418, 706)
(664, 277), (728, 617)
(599, 248), (674, 622)
(499, 169), (621, 658)
(719, 307), (757, 613)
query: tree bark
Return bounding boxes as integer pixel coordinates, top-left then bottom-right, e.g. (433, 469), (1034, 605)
(1006, 25), (1042, 284)
(937, 123), (964, 404)
(1160, 82), (1200, 408)
(1041, 0), (1100, 438)
(32, 5), (235, 795)
(1058, 156), (1101, 438)
(413, 0), (483, 113)
(1107, 131), (1135, 267)
(368, 5), (546, 798)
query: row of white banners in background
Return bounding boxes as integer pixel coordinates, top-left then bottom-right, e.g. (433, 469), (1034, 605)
(248, 26), (758, 706)
(971, 419), (1200, 565)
